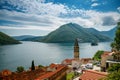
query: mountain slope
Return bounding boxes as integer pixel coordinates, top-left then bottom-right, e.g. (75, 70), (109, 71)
(101, 27), (117, 39)
(41, 23), (111, 43)
(22, 36), (45, 41)
(85, 28), (112, 41)
(0, 32), (21, 45)
(13, 35), (36, 41)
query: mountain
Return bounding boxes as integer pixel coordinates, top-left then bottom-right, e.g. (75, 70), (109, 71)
(22, 36), (45, 41)
(13, 35), (36, 41)
(0, 32), (21, 45)
(40, 23), (111, 43)
(101, 27), (117, 40)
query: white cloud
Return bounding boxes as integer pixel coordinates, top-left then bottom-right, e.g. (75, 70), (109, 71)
(91, 3), (99, 7)
(1, 0), (68, 16)
(117, 7), (120, 12)
(91, 0), (97, 2)
(0, 0), (120, 34)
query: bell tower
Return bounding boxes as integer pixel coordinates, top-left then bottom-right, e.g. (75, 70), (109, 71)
(74, 39), (79, 60)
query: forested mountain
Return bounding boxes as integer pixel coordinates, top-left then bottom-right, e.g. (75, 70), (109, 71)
(0, 32), (21, 45)
(41, 23), (111, 43)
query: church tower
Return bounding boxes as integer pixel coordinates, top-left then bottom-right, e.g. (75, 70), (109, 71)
(74, 39), (79, 60)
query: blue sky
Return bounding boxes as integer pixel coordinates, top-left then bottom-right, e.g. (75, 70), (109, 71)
(0, 0), (120, 36)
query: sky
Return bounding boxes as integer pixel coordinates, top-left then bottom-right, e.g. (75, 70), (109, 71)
(0, 0), (120, 36)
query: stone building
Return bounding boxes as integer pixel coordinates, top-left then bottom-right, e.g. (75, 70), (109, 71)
(101, 51), (120, 72)
(74, 39), (79, 60)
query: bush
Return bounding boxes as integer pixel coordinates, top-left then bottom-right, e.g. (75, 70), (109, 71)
(93, 50), (104, 61)
(17, 66), (24, 72)
(38, 65), (44, 68)
(107, 63), (120, 72)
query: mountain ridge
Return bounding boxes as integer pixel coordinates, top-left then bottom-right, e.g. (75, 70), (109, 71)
(15, 23), (116, 43)
(41, 23), (112, 43)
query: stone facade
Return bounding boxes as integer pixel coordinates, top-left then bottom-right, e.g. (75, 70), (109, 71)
(74, 39), (79, 60)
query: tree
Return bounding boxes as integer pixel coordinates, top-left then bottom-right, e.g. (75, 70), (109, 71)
(38, 65), (44, 68)
(31, 60), (35, 70)
(111, 22), (120, 51)
(93, 50), (104, 61)
(107, 63), (120, 72)
(100, 64), (120, 80)
(111, 22), (120, 61)
(101, 70), (120, 80)
(16, 66), (24, 72)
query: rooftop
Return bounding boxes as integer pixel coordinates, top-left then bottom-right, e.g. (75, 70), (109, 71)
(101, 51), (113, 57)
(80, 70), (107, 80)
(35, 64), (67, 80)
(0, 68), (46, 80)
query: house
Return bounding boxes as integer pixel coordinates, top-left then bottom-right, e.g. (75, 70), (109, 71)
(61, 59), (74, 65)
(101, 51), (114, 71)
(0, 68), (46, 80)
(47, 63), (58, 71)
(79, 70), (107, 80)
(72, 60), (81, 69)
(80, 58), (93, 64)
(0, 69), (12, 76)
(35, 63), (68, 80)
(101, 50), (120, 72)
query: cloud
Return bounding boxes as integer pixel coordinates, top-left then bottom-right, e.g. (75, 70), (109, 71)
(0, 0), (120, 33)
(91, 0), (97, 2)
(102, 16), (116, 26)
(117, 7), (120, 12)
(91, 3), (99, 7)
(0, 0), (68, 15)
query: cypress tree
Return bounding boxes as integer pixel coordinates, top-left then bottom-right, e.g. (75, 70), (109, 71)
(31, 60), (35, 70)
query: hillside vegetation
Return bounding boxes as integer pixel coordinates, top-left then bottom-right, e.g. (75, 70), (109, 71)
(0, 32), (21, 45)
(41, 23), (111, 43)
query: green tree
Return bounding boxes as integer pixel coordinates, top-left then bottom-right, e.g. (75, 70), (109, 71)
(107, 63), (120, 72)
(100, 64), (120, 80)
(107, 70), (120, 80)
(16, 66), (24, 72)
(38, 65), (44, 68)
(31, 60), (35, 70)
(93, 50), (104, 61)
(111, 22), (120, 51)
(100, 70), (120, 80)
(111, 22), (120, 61)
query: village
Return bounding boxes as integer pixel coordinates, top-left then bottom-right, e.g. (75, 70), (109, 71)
(0, 37), (120, 80)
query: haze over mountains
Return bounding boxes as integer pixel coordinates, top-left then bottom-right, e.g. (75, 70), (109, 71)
(13, 23), (116, 43)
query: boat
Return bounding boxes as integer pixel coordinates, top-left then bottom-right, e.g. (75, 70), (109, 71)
(91, 41), (98, 46)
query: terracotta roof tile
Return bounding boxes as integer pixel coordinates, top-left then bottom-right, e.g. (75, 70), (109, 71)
(80, 70), (107, 80)
(101, 51), (112, 57)
(35, 64), (67, 80)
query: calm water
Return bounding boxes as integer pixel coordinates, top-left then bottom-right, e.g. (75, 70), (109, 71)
(0, 41), (111, 71)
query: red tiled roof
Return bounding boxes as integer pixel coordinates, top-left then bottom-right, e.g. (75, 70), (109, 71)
(80, 58), (92, 64)
(1, 68), (46, 80)
(63, 59), (75, 63)
(49, 63), (57, 69)
(101, 51), (112, 57)
(80, 70), (107, 80)
(35, 64), (66, 80)
(1, 69), (12, 76)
